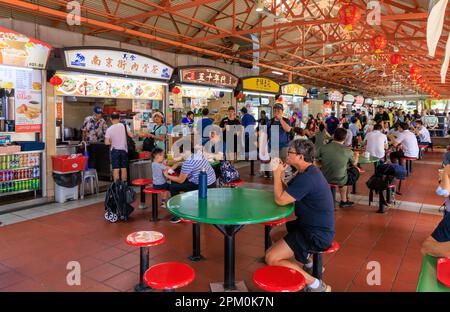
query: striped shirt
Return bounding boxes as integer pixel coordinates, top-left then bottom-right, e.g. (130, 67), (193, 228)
(181, 153), (216, 185)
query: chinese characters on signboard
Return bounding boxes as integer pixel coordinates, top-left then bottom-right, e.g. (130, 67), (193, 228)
(281, 84), (307, 96)
(64, 49), (173, 80)
(242, 77), (280, 93)
(180, 67), (239, 89)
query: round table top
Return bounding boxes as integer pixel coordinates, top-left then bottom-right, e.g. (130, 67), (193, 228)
(358, 156), (380, 164)
(166, 188), (294, 225)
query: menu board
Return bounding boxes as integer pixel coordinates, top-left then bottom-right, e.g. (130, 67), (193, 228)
(242, 77), (280, 94)
(0, 27), (51, 69)
(132, 99), (153, 112)
(64, 49), (173, 81)
(55, 72), (164, 100)
(180, 67), (239, 89)
(0, 67), (42, 132)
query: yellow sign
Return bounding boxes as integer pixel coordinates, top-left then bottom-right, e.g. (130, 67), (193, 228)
(243, 77), (280, 93)
(281, 84), (307, 96)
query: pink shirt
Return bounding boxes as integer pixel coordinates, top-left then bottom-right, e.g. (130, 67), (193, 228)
(105, 123), (129, 152)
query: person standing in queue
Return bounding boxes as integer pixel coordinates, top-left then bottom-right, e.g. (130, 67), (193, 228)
(220, 106), (241, 160)
(181, 111), (195, 128)
(325, 112), (339, 135)
(266, 140), (335, 292)
(240, 107), (256, 159)
(195, 108), (214, 146)
(105, 113), (134, 181)
(267, 104), (292, 163)
(82, 106), (107, 143)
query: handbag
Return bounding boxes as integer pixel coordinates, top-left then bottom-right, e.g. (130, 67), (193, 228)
(143, 125), (163, 152)
(122, 124), (137, 160)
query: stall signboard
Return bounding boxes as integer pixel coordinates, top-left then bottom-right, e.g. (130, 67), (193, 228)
(355, 95), (365, 105)
(0, 66), (43, 132)
(55, 72), (164, 100)
(328, 90), (343, 102)
(242, 77), (280, 94)
(281, 83), (307, 96)
(0, 27), (52, 69)
(343, 94), (355, 103)
(365, 98), (373, 105)
(64, 48), (173, 81)
(179, 67), (238, 89)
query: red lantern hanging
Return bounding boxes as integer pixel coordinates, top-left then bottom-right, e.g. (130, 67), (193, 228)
(172, 86), (181, 94)
(49, 75), (63, 86)
(235, 91), (244, 100)
(390, 53), (402, 70)
(277, 96), (283, 102)
(371, 35), (387, 54)
(337, 3), (361, 31)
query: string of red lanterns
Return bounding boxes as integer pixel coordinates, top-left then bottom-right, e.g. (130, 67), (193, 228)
(337, 3), (361, 31)
(409, 65), (440, 99)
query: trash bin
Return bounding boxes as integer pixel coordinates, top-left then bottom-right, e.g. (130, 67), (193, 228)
(53, 171), (82, 203)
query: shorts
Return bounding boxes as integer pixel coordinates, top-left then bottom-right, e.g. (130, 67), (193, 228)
(111, 149), (128, 169)
(283, 220), (332, 264)
(153, 183), (169, 190)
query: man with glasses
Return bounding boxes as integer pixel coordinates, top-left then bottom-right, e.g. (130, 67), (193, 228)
(265, 140), (335, 292)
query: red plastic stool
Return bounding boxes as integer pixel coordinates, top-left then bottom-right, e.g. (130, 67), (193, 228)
(143, 187), (167, 222)
(418, 144), (429, 159)
(126, 231), (166, 292)
(180, 218), (205, 262)
(132, 179), (153, 209)
(253, 266), (306, 292)
(144, 262), (195, 292)
(309, 240), (340, 280)
(223, 179), (244, 188)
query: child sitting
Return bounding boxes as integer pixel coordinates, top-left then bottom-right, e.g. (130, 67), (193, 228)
(151, 148), (175, 208)
(293, 127), (308, 141)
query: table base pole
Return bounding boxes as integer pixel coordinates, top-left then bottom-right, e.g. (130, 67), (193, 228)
(210, 281), (248, 292)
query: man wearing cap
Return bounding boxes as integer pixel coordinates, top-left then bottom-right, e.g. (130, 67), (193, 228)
(82, 106), (107, 143)
(268, 104), (292, 162)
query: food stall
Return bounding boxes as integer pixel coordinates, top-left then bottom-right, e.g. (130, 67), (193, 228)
(238, 77), (280, 123)
(327, 90), (343, 114)
(280, 83), (307, 119)
(169, 66), (239, 125)
(48, 47), (173, 180)
(168, 66), (239, 152)
(0, 27), (51, 211)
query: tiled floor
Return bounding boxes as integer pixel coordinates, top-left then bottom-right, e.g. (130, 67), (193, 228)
(0, 150), (445, 292)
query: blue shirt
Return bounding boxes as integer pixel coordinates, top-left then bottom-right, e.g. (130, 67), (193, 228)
(349, 123), (359, 137)
(241, 113), (256, 128)
(267, 117), (291, 149)
(196, 117), (214, 145)
(432, 212), (450, 242)
(151, 162), (167, 186)
(325, 116), (339, 134)
(181, 117), (193, 126)
(181, 153), (216, 185)
(286, 165), (335, 243)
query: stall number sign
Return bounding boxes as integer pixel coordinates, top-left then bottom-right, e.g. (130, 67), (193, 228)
(328, 90), (343, 102)
(180, 67), (238, 89)
(243, 77), (280, 93)
(64, 49), (173, 80)
(282, 84), (307, 96)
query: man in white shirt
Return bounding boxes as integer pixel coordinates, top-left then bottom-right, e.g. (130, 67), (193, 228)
(415, 120), (432, 146)
(388, 122), (419, 165)
(364, 123), (388, 159)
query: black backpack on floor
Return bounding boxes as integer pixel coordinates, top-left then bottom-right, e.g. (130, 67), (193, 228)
(104, 180), (136, 223)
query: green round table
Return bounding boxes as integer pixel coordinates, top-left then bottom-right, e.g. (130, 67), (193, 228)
(167, 188), (294, 291)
